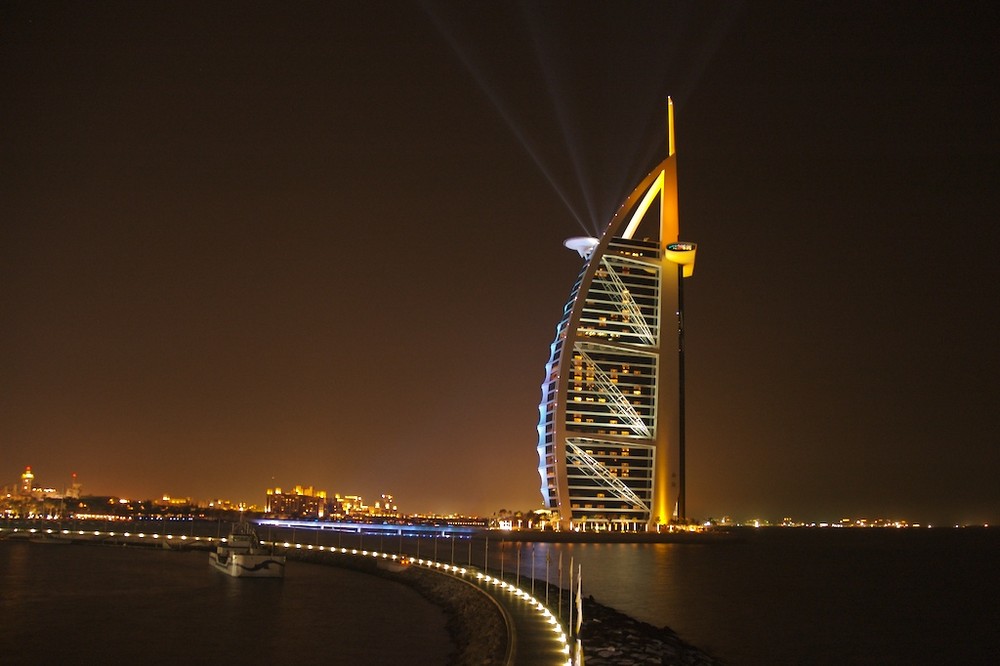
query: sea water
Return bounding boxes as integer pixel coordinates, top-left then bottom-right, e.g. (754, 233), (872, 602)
(4, 526), (997, 664)
(507, 527), (1000, 664)
(0, 539), (451, 665)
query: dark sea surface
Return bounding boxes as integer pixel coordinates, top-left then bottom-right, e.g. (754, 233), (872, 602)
(0, 539), (451, 665)
(4, 526), (998, 665)
(511, 527), (1000, 665)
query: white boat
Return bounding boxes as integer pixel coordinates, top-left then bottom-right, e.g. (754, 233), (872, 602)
(209, 522), (286, 578)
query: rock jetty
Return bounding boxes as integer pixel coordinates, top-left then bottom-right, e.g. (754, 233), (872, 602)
(579, 594), (724, 666)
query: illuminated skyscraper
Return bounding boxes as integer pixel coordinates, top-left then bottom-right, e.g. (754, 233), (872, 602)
(536, 100), (696, 530)
(20, 466), (34, 496)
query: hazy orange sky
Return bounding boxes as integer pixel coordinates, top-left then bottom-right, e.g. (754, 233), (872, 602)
(3, 1), (997, 523)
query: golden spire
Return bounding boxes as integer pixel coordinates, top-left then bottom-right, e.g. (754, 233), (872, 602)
(667, 96), (675, 157)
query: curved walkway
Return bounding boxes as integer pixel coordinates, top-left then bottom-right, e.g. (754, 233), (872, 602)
(411, 559), (572, 666)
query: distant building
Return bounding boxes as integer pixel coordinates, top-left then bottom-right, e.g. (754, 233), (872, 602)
(263, 486), (404, 521)
(156, 495), (193, 509)
(20, 466), (34, 496)
(265, 486), (326, 519)
(331, 493), (365, 517)
(373, 493), (398, 516)
(65, 472), (82, 499)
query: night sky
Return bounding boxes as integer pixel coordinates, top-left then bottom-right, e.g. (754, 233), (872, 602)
(3, 1), (997, 523)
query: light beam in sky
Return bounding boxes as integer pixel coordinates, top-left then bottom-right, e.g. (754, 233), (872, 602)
(422, 2), (593, 235)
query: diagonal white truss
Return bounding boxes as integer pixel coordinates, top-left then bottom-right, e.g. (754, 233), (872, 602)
(599, 256), (656, 345)
(576, 348), (651, 438)
(566, 440), (650, 511)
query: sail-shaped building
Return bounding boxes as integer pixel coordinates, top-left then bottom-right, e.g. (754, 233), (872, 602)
(536, 100), (696, 530)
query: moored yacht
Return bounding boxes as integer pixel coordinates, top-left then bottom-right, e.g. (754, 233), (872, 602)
(209, 522), (285, 578)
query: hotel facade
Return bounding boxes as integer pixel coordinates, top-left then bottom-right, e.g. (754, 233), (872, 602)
(536, 101), (696, 530)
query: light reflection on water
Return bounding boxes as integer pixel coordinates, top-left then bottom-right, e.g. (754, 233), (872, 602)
(504, 529), (1000, 664)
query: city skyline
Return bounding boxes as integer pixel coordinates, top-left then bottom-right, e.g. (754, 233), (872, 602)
(3, 3), (998, 524)
(3, 462), (980, 527)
